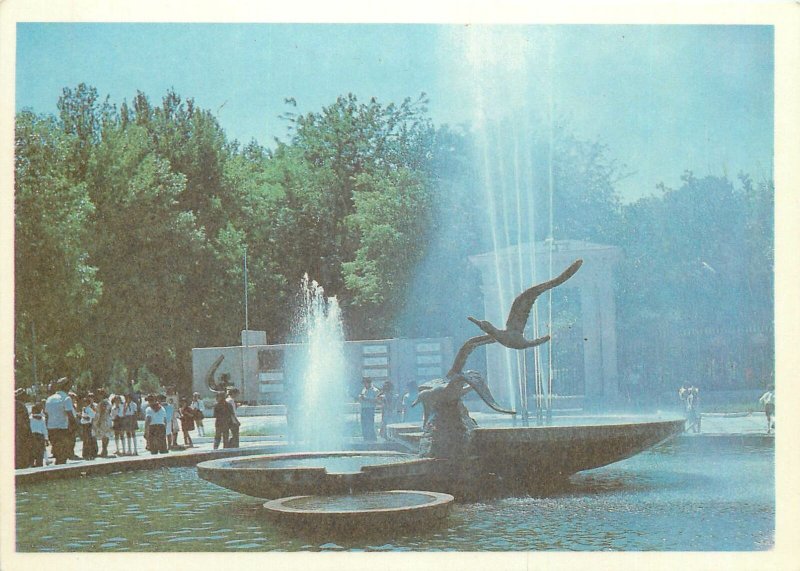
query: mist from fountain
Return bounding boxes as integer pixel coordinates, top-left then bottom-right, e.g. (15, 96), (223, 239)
(456, 27), (559, 415)
(292, 274), (349, 451)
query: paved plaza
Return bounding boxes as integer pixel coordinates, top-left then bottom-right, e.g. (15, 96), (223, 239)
(15, 410), (774, 479)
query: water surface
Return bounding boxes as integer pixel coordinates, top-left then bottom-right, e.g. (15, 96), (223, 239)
(16, 440), (773, 551)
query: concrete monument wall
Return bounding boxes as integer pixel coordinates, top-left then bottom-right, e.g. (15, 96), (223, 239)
(192, 335), (454, 404)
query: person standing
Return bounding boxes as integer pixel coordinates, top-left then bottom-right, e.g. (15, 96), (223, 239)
(143, 395), (169, 454)
(80, 395), (98, 460)
(122, 392), (139, 455)
(66, 391), (80, 460)
(45, 378), (78, 465)
(93, 390), (114, 457)
(683, 386), (701, 434)
(29, 403), (49, 467)
(179, 398), (195, 447)
(166, 389), (181, 448)
(226, 388), (241, 448)
(159, 394), (176, 449)
(212, 392), (232, 449)
(110, 395), (125, 455)
(190, 392), (205, 437)
(678, 383), (690, 416)
(690, 387), (702, 433)
(15, 388), (33, 469)
(359, 378), (379, 442)
(378, 380), (399, 440)
(759, 386), (775, 433)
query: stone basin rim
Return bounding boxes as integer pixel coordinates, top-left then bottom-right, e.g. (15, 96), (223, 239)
(263, 490), (454, 515)
(472, 418), (686, 432)
(197, 450), (430, 475)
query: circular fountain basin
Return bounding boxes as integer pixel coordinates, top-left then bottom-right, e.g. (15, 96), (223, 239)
(469, 416), (685, 487)
(388, 415), (686, 491)
(263, 490), (454, 531)
(197, 451), (440, 499)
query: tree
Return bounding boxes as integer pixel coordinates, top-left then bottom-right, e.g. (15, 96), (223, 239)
(614, 172), (774, 390)
(84, 120), (205, 386)
(14, 111), (101, 384)
(271, 93), (438, 337)
(342, 168), (433, 335)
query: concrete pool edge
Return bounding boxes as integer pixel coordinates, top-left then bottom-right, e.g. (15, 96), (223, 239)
(15, 441), (408, 486)
(262, 490), (454, 530)
(15, 429), (773, 486)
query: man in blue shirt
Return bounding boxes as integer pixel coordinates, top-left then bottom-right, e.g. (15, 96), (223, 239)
(45, 377), (77, 464)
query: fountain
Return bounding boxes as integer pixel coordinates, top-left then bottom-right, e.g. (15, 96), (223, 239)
(290, 275), (350, 450)
(197, 262), (684, 516)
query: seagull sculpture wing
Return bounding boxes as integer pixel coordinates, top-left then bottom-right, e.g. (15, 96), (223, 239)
(505, 259), (583, 333)
(446, 334), (494, 378)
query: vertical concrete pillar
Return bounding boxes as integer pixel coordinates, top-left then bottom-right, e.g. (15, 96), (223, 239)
(597, 272), (619, 401)
(579, 279), (604, 403)
(469, 240), (622, 409)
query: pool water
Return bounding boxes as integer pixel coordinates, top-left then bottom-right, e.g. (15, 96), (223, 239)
(282, 492), (435, 512)
(245, 454), (413, 473)
(16, 440), (773, 551)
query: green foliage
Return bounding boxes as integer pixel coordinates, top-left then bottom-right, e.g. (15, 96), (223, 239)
(274, 93), (437, 335)
(104, 361), (132, 395)
(14, 84), (773, 400)
(614, 172), (774, 391)
(551, 133), (623, 243)
(134, 365), (164, 395)
(14, 87), (441, 389)
(342, 168), (432, 334)
(616, 172), (771, 327)
(15, 111), (101, 383)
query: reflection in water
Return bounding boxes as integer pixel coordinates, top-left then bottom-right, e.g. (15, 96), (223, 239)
(16, 441), (773, 551)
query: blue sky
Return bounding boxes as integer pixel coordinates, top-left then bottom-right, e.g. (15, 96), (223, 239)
(16, 23), (773, 201)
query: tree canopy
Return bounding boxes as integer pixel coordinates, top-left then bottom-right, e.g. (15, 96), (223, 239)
(14, 84), (774, 397)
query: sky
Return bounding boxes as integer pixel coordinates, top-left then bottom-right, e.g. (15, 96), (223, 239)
(15, 23), (773, 202)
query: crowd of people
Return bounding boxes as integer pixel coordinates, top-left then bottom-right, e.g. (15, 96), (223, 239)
(16, 375), (433, 469)
(358, 378), (422, 442)
(14, 377), (216, 469)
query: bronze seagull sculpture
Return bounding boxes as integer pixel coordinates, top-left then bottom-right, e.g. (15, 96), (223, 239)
(467, 258), (583, 350)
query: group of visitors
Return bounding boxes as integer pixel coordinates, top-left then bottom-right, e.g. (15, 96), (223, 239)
(678, 383), (702, 433)
(14, 376), (212, 468)
(141, 392), (207, 454)
(358, 378), (422, 441)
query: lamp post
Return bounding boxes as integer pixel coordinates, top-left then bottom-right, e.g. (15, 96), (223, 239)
(241, 246), (249, 398)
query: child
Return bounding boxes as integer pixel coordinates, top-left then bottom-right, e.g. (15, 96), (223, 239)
(29, 403), (49, 467)
(179, 398), (195, 447)
(110, 395), (125, 455)
(93, 394), (114, 457)
(80, 396), (98, 460)
(122, 393), (139, 456)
